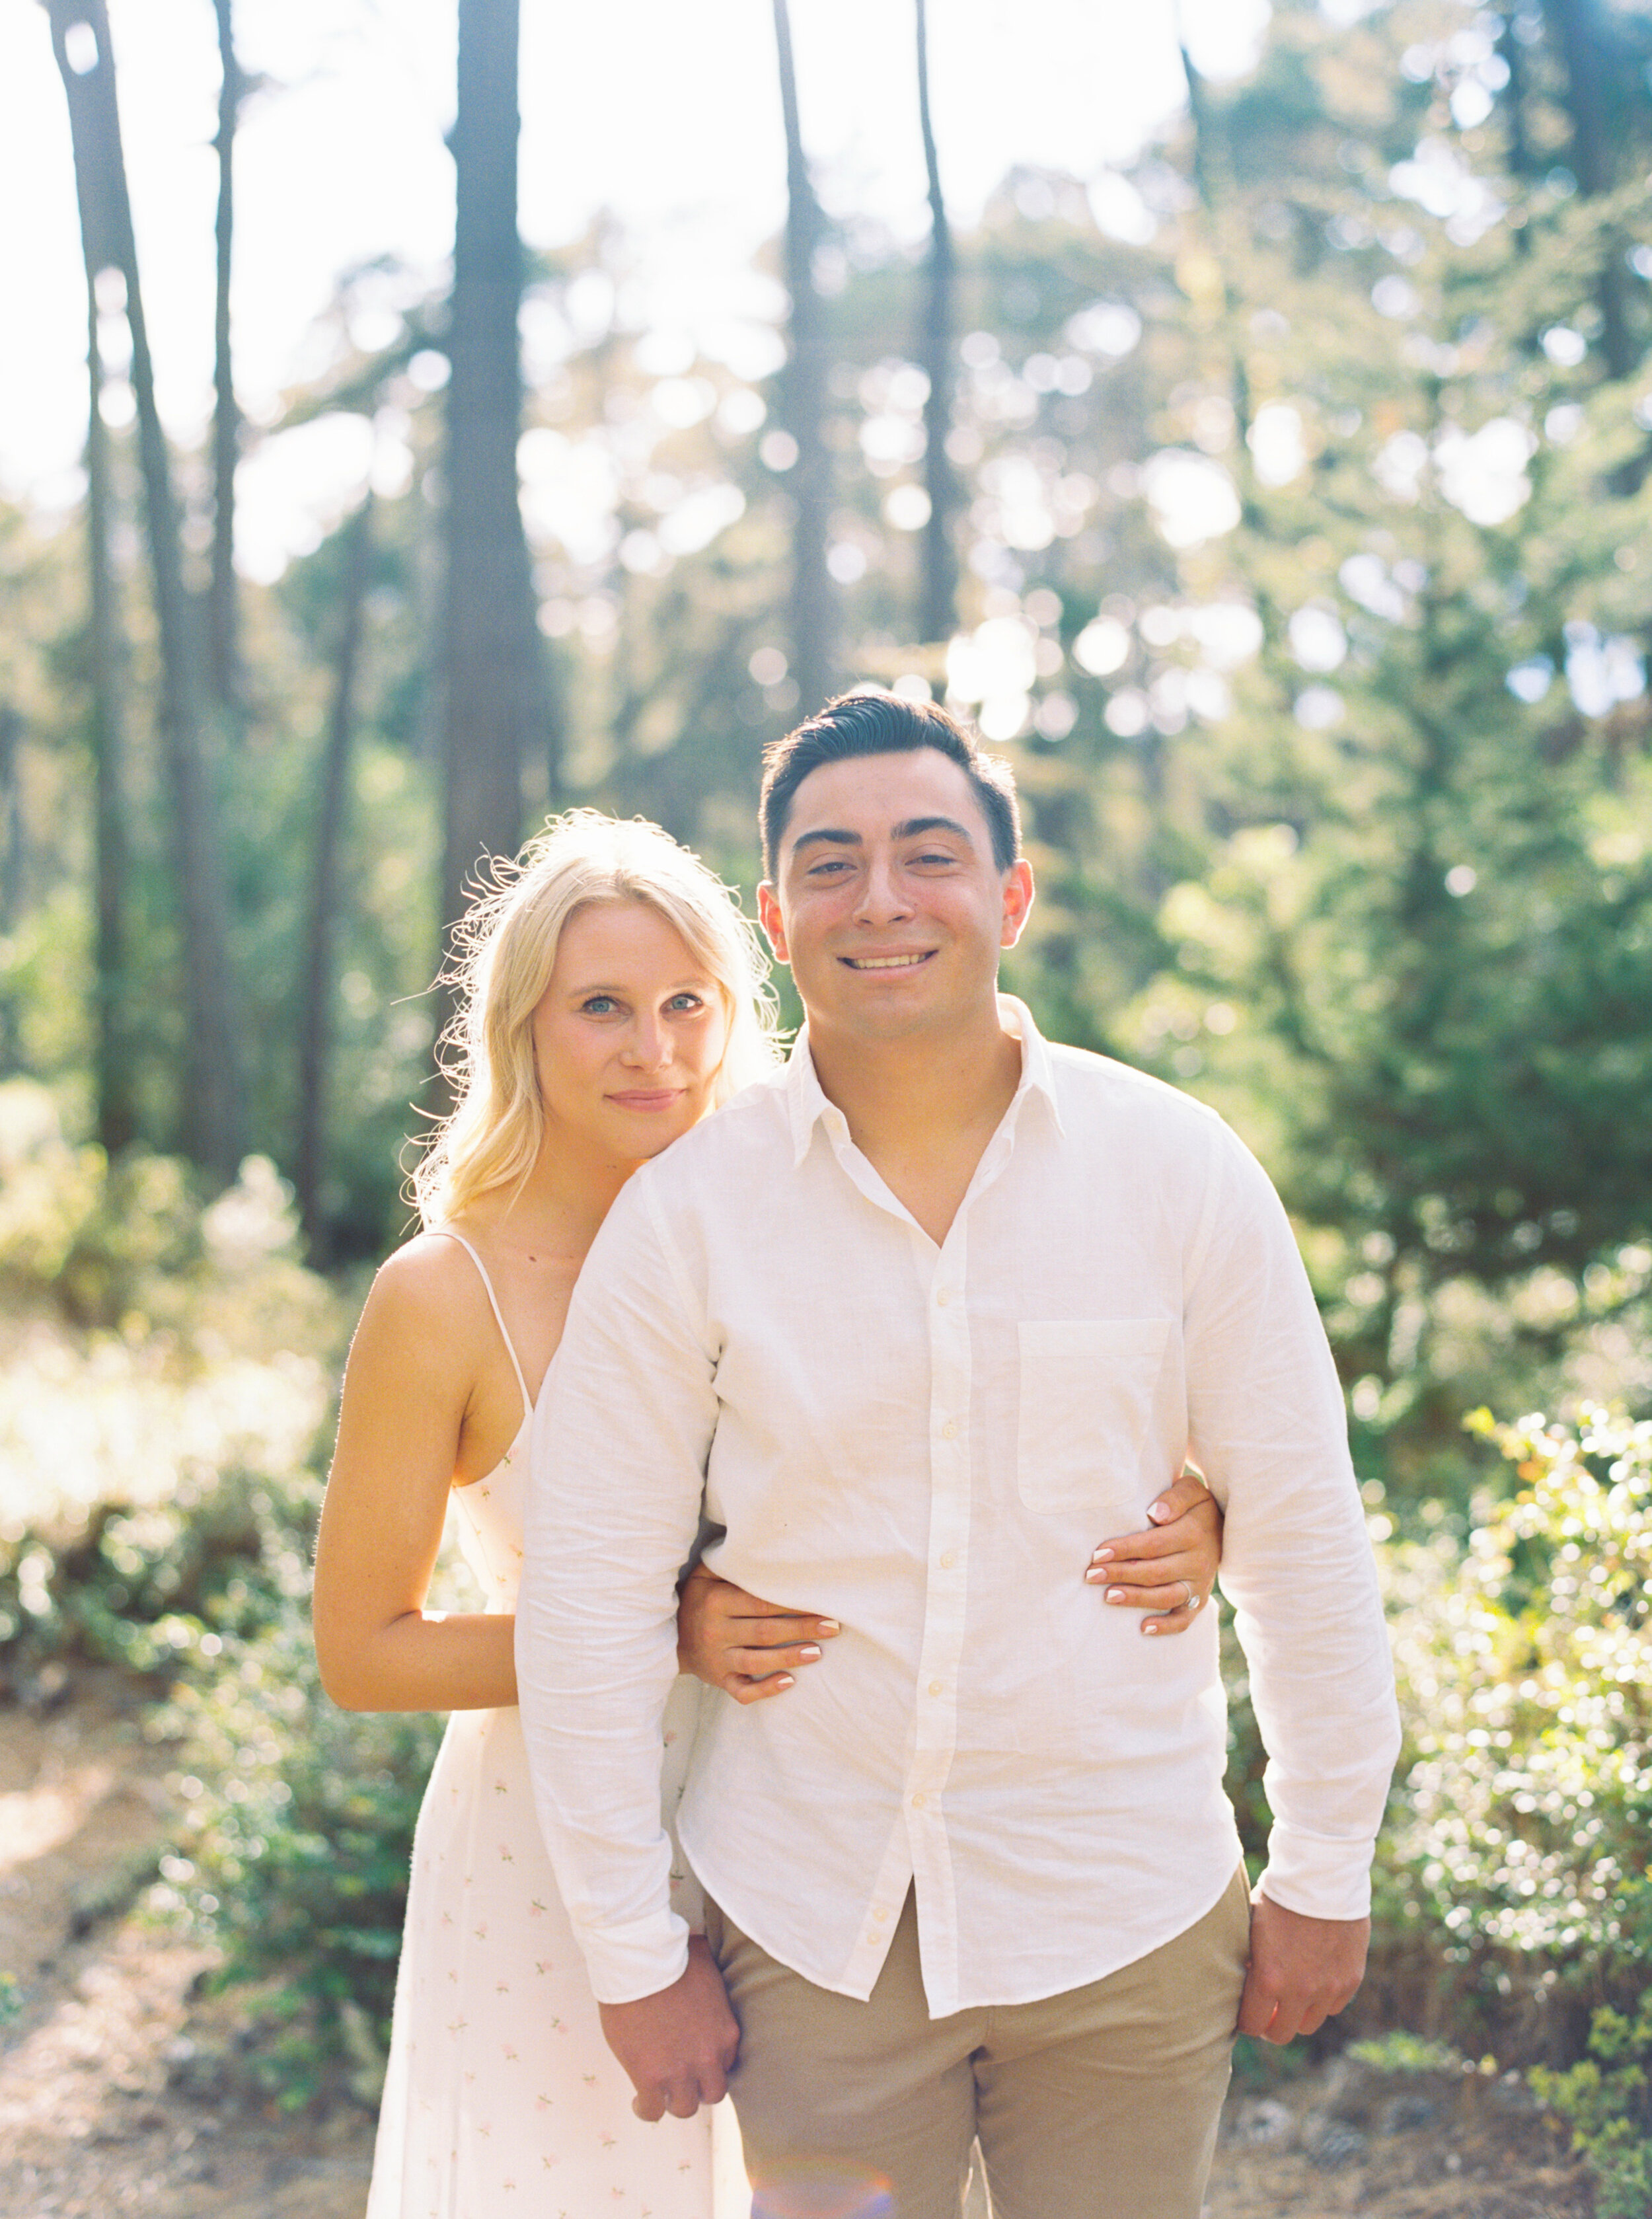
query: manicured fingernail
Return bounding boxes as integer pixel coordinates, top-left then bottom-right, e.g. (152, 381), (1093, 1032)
(1084, 1567), (1106, 1584)
(773, 1674), (795, 1688)
(815, 1620), (841, 1634)
(1090, 1546), (1113, 1564)
(1106, 1587), (1127, 1603)
(1143, 1622), (1162, 1636)
(798, 1645), (822, 1662)
(1148, 1500), (1174, 1521)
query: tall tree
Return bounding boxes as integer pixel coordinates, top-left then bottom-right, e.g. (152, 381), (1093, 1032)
(439, 0), (545, 1004)
(0, 706), (22, 1072)
(84, 272), (134, 1151)
(209, 0), (244, 706)
(295, 499), (373, 1258)
(914, 0), (959, 647)
(47, 0), (241, 1180)
(771, 0), (837, 712)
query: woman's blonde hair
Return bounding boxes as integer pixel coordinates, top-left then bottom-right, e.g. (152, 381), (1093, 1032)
(413, 810), (782, 1227)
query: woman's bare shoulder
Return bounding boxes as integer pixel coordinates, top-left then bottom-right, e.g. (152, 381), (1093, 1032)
(354, 1229), (493, 1353)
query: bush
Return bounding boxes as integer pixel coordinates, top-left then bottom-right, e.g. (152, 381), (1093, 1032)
(158, 1602), (444, 2067)
(0, 1085), (346, 1679)
(1381, 1406), (1652, 2053)
(1530, 1996), (1652, 2219)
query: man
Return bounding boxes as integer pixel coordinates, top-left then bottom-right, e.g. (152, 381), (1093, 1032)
(516, 693), (1400, 2218)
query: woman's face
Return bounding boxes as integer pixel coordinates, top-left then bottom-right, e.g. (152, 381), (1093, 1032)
(530, 899), (731, 1167)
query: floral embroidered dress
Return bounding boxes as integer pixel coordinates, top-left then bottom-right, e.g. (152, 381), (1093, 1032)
(365, 1232), (747, 2219)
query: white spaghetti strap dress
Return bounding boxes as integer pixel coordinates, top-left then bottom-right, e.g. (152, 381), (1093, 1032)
(364, 1231), (747, 2218)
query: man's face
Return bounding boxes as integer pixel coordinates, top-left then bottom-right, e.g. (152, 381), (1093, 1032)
(757, 747), (1033, 1047)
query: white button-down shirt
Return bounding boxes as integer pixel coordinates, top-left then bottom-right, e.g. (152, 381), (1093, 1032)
(517, 999), (1399, 2013)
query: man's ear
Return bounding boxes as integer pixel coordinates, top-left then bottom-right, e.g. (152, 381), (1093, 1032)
(1000, 858), (1035, 950)
(757, 882), (790, 965)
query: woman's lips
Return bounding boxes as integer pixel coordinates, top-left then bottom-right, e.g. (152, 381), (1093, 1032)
(607, 1088), (686, 1110)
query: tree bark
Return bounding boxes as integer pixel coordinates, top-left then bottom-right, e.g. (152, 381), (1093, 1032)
(914, 0), (958, 648)
(1541, 0), (1633, 379)
(771, 0), (837, 714)
(85, 278), (134, 1152)
(0, 706), (22, 1072)
(295, 500), (372, 1260)
(47, 0), (238, 1173)
(209, 0), (243, 706)
(440, 0), (544, 1020)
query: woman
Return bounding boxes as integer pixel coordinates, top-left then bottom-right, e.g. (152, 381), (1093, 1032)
(313, 811), (1221, 2218)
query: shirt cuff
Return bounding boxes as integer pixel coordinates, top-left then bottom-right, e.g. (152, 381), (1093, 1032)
(1256, 1827), (1377, 1922)
(572, 1905), (693, 2007)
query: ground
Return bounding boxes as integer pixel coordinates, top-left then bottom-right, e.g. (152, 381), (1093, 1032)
(1, 1675), (1592, 2219)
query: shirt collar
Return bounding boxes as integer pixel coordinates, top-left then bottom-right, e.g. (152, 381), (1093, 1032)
(782, 993), (1063, 1167)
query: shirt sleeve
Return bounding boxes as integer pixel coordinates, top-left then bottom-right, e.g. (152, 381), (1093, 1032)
(1184, 1123), (1402, 1921)
(515, 1170), (720, 2004)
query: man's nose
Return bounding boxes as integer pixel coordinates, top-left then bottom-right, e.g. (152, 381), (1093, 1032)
(853, 852), (912, 922)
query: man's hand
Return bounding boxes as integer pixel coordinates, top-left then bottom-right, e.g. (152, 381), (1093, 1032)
(597, 1937), (740, 2120)
(1236, 1893), (1370, 2046)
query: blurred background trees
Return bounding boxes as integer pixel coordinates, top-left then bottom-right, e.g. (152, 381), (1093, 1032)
(3, 0), (1651, 2152)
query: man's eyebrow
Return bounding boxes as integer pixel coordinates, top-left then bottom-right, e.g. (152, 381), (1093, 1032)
(787, 815), (978, 858)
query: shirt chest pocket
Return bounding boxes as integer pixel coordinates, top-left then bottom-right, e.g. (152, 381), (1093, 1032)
(1015, 1318), (1172, 1515)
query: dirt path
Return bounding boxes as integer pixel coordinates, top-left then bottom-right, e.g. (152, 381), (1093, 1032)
(0, 1679), (1589, 2218)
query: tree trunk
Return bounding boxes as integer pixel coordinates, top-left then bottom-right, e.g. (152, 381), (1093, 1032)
(85, 278), (134, 1152)
(0, 706), (22, 1072)
(209, 0), (243, 707)
(771, 0), (837, 714)
(440, 0), (544, 1020)
(1541, 0), (1633, 379)
(47, 0), (241, 1181)
(295, 500), (372, 1260)
(914, 0), (958, 648)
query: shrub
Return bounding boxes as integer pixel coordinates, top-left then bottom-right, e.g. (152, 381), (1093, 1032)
(1382, 1406), (1652, 2049)
(1530, 1996), (1652, 2219)
(158, 1602), (444, 2062)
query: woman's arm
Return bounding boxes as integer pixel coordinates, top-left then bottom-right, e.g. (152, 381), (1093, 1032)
(679, 1467), (1226, 1701)
(1086, 1466), (1224, 1634)
(313, 1245), (518, 1713)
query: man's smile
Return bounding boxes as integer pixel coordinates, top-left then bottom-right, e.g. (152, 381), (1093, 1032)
(840, 950), (936, 971)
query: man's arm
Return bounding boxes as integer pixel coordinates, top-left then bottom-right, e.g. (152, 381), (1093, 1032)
(516, 1172), (734, 2111)
(1184, 1125), (1400, 2037)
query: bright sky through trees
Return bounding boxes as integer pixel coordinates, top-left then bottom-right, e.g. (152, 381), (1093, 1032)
(0, 0), (1271, 573)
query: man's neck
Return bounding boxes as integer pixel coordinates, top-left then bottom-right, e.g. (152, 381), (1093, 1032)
(804, 1000), (1024, 1244)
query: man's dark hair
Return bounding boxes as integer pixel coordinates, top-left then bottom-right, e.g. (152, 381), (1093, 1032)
(759, 692), (1021, 880)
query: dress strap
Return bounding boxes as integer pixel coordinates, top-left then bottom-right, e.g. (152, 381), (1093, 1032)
(429, 1230), (533, 1426)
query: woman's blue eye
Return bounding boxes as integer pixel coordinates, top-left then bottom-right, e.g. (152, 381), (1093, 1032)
(582, 996), (619, 1014)
(668, 993), (704, 1012)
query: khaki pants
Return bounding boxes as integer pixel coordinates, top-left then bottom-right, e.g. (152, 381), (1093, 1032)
(705, 1865), (1251, 2219)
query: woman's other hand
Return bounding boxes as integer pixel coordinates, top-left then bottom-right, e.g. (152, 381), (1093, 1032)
(1084, 1468), (1224, 1635)
(676, 1565), (839, 1703)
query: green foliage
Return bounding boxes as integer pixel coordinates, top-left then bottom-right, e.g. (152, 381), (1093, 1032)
(0, 1084), (343, 1673)
(1383, 1406), (1652, 2021)
(157, 1602), (443, 2057)
(1346, 2030), (1467, 2076)
(1530, 1996), (1652, 2219)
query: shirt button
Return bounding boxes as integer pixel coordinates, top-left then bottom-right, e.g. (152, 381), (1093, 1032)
(873, 1905), (889, 1922)
(939, 1550), (957, 1569)
(940, 1419), (957, 1440)
(928, 1680), (944, 1697)
(936, 1288), (950, 1306)
(911, 1792), (927, 1809)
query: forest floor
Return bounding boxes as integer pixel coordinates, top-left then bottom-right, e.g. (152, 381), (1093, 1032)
(0, 1673), (1592, 2219)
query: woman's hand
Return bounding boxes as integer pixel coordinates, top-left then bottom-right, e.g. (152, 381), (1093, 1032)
(1084, 1468), (1224, 1635)
(677, 1564), (840, 1704)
